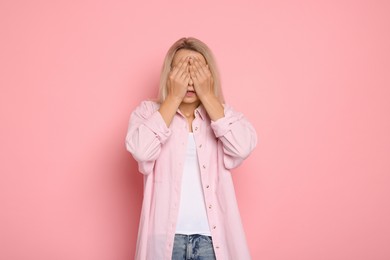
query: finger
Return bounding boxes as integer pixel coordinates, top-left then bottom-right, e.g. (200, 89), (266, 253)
(192, 61), (202, 79)
(178, 57), (190, 78)
(195, 57), (211, 78)
(171, 56), (185, 71)
(178, 56), (189, 70)
(184, 73), (191, 84)
(189, 65), (197, 80)
(189, 57), (195, 66)
(179, 63), (190, 79)
(196, 57), (209, 75)
(181, 71), (191, 82)
(171, 56), (187, 77)
(196, 56), (208, 67)
(193, 59), (205, 78)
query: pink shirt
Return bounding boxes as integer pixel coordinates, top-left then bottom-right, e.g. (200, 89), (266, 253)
(126, 101), (257, 260)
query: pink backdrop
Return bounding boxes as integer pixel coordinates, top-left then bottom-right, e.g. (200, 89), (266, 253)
(1, 0), (389, 259)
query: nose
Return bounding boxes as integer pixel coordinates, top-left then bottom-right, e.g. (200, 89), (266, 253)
(188, 77), (194, 86)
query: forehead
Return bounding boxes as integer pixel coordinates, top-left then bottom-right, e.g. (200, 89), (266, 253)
(172, 49), (206, 65)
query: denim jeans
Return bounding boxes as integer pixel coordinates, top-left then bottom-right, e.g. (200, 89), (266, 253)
(171, 234), (216, 260)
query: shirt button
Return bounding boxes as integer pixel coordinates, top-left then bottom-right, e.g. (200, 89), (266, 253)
(199, 144), (202, 148)
(202, 165), (206, 169)
(208, 204), (212, 209)
(213, 225), (217, 229)
(206, 185), (210, 188)
(195, 126), (198, 131)
(216, 246), (220, 249)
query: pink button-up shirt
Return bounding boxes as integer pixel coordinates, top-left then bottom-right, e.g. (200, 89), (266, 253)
(126, 101), (257, 260)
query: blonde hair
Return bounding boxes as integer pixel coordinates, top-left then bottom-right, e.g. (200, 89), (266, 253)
(157, 37), (224, 103)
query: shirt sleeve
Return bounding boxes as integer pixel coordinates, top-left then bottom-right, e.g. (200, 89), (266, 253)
(210, 104), (257, 169)
(125, 100), (171, 174)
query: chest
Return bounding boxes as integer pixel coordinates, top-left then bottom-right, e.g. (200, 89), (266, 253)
(158, 116), (219, 169)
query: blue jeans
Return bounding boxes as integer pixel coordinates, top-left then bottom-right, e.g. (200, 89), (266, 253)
(171, 234), (216, 260)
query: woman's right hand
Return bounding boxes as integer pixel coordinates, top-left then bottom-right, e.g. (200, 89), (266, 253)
(167, 57), (190, 101)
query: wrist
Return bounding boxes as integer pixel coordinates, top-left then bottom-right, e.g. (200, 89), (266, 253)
(199, 92), (217, 103)
(200, 94), (224, 121)
(165, 94), (183, 106)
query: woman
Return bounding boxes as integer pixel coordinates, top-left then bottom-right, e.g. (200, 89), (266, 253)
(126, 37), (257, 260)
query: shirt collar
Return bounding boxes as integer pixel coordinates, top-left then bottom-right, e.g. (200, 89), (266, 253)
(195, 104), (207, 120)
(177, 104), (208, 121)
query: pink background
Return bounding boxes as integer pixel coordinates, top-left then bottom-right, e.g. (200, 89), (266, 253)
(1, 0), (389, 259)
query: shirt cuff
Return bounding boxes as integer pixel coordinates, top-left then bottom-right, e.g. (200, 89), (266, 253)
(143, 111), (171, 143)
(210, 109), (242, 137)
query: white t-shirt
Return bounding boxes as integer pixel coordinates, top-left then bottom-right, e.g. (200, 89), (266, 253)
(175, 133), (211, 236)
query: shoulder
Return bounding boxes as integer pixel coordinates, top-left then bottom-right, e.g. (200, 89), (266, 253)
(222, 103), (243, 117)
(132, 100), (161, 118)
(137, 100), (160, 113)
(139, 100), (160, 111)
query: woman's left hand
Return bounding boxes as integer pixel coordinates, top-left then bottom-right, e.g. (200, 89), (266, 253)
(189, 57), (214, 100)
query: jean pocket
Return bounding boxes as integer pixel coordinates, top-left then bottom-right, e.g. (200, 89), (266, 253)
(195, 236), (216, 259)
(202, 235), (213, 243)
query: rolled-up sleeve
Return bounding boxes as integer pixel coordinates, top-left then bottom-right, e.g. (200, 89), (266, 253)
(210, 105), (257, 169)
(126, 101), (171, 174)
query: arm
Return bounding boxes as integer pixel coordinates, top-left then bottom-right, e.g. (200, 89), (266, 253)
(211, 105), (258, 169)
(189, 56), (224, 121)
(125, 101), (171, 175)
(159, 56), (190, 126)
(126, 57), (191, 173)
(189, 56), (257, 168)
